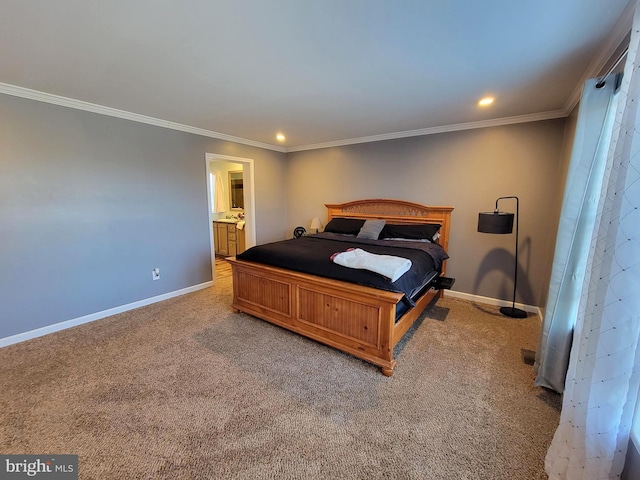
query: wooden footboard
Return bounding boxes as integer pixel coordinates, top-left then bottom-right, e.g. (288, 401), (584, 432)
(227, 257), (438, 376)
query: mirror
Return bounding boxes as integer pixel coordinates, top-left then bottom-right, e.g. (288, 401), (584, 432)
(229, 170), (244, 210)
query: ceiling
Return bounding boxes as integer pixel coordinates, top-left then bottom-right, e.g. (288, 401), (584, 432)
(0, 0), (633, 152)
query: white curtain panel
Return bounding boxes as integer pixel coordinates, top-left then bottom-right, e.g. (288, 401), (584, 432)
(534, 77), (619, 393)
(545, 6), (640, 479)
(213, 170), (228, 213)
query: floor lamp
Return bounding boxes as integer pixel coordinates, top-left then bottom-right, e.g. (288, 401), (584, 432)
(477, 196), (527, 318)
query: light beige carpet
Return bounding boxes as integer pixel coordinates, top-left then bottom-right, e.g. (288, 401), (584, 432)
(0, 277), (560, 479)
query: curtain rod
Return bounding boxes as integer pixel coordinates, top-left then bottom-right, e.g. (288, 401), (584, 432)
(596, 47), (629, 88)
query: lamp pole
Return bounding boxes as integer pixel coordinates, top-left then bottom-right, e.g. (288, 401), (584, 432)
(494, 196), (526, 318)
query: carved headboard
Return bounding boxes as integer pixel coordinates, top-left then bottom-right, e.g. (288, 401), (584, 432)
(325, 199), (454, 256)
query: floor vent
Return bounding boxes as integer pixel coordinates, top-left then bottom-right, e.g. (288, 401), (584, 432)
(521, 349), (536, 366)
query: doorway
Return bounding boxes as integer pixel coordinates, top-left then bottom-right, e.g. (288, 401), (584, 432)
(205, 153), (256, 283)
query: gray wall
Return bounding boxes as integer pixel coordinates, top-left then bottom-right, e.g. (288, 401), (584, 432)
(286, 119), (567, 307)
(0, 92), (569, 341)
(0, 94), (287, 339)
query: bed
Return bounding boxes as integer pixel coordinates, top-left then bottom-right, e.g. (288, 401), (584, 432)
(227, 199), (454, 376)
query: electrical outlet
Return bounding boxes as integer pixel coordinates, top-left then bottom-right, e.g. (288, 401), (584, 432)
(152, 268), (160, 280)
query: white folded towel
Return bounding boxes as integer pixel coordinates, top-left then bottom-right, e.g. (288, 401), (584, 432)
(330, 248), (412, 282)
(237, 221), (245, 230)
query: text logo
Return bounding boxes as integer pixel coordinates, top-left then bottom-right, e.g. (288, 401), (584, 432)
(0, 455), (78, 479)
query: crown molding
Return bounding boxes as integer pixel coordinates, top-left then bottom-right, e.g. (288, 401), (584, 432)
(2, 0), (635, 158)
(285, 110), (567, 152)
(0, 78), (599, 155)
(563, 0), (635, 114)
(0, 83), (287, 153)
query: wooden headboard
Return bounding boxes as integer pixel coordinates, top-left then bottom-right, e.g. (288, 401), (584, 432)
(325, 198), (454, 258)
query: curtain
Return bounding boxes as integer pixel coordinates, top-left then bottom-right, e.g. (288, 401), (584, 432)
(543, 5), (640, 478)
(534, 77), (619, 393)
(213, 170), (227, 213)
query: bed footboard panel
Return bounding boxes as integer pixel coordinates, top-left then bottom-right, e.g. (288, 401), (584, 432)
(297, 287), (381, 347)
(233, 268), (292, 322)
(228, 258), (404, 372)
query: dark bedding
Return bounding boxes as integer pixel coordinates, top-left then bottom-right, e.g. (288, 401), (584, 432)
(236, 232), (449, 307)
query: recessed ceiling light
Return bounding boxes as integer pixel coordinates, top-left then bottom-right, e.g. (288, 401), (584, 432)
(276, 133), (286, 142)
(478, 97), (494, 107)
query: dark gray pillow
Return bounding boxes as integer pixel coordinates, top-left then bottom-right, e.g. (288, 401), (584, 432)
(379, 223), (441, 241)
(357, 219), (387, 240)
(324, 217), (365, 235)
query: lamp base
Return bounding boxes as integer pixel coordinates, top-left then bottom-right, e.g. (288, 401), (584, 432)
(500, 306), (527, 319)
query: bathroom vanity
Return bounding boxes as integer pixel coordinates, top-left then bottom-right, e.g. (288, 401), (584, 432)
(213, 220), (246, 257)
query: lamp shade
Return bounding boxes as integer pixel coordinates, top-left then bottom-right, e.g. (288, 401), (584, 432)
(310, 217), (323, 231)
(477, 212), (514, 234)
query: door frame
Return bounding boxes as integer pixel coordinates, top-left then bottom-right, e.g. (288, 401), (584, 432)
(205, 153), (256, 282)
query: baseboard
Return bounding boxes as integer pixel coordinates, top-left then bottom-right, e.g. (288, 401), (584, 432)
(1, 284), (540, 348)
(0, 281), (214, 348)
(444, 290), (542, 319)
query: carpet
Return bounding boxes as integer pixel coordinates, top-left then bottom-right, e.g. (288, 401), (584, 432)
(0, 276), (560, 479)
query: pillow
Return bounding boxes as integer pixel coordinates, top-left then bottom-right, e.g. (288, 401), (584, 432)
(323, 217), (366, 235)
(379, 223), (441, 241)
(357, 219), (387, 240)
(382, 238), (432, 243)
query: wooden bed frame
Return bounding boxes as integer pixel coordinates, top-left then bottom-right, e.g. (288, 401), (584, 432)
(227, 199), (454, 376)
